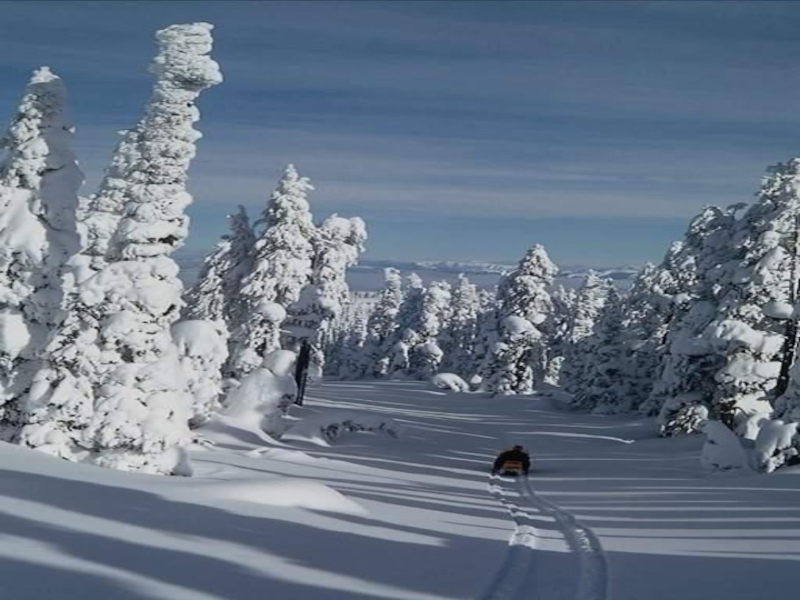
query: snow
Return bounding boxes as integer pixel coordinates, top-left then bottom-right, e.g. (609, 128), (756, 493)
(700, 420), (750, 472)
(0, 380), (799, 599)
(0, 308), (33, 358)
(1, 380), (799, 599)
(430, 372), (470, 392)
(221, 366), (296, 435)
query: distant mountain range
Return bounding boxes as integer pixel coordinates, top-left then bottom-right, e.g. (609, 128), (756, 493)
(173, 249), (640, 290)
(352, 259), (641, 281)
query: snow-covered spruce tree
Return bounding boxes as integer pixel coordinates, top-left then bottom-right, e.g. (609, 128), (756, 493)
(184, 205), (255, 331)
(640, 206), (739, 431)
(469, 287), (500, 385)
(481, 244), (557, 395)
(19, 24), (221, 473)
(287, 214), (367, 376)
(0, 67), (83, 438)
(559, 272), (614, 395)
(408, 280), (451, 379)
(571, 288), (628, 412)
(328, 301), (370, 379)
(228, 164), (316, 379)
(440, 274), (481, 378)
(356, 268), (404, 378)
(172, 320), (228, 428)
(616, 263), (679, 411)
(386, 273), (425, 377)
(543, 285), (577, 385)
(703, 161), (800, 430)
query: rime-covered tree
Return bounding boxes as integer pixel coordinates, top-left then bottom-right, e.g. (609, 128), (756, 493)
(183, 205), (255, 330)
(357, 268), (404, 378)
(440, 274), (481, 377)
(571, 288), (628, 412)
(0, 67), (83, 439)
(559, 272), (614, 395)
(544, 285), (577, 385)
(19, 24), (221, 473)
(481, 244), (557, 395)
(703, 162), (800, 429)
(617, 263), (678, 411)
(286, 214), (367, 375)
(173, 320), (228, 428)
(649, 204), (748, 434)
(409, 280), (451, 379)
(386, 273), (425, 377)
(228, 164), (316, 378)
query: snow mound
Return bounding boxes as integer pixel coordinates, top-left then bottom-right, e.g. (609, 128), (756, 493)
(431, 373), (470, 392)
(221, 366), (296, 435)
(753, 419), (799, 473)
(170, 478), (366, 515)
(282, 411), (402, 446)
(701, 420), (751, 473)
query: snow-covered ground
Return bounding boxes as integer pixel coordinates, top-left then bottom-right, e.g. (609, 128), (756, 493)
(1, 380), (799, 599)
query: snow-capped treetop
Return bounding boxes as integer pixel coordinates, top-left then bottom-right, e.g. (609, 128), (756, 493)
(108, 23), (222, 263)
(83, 24), (222, 268)
(184, 205), (255, 326)
(497, 243), (557, 323)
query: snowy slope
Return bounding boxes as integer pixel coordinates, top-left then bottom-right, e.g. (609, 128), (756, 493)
(1, 381), (799, 599)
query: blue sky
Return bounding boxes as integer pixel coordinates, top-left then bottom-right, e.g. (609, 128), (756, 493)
(2, 1), (800, 267)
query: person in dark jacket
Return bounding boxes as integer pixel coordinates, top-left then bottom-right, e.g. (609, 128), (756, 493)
(492, 445), (531, 475)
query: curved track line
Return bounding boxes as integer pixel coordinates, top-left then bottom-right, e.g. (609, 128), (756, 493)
(522, 478), (608, 600)
(481, 475), (608, 600)
(478, 476), (537, 600)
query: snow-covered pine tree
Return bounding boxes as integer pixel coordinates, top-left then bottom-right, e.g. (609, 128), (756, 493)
(543, 285), (577, 385)
(703, 161), (800, 430)
(184, 205), (255, 331)
(19, 24), (221, 473)
(559, 272), (614, 395)
(357, 268), (404, 378)
(617, 263), (678, 411)
(649, 204), (749, 435)
(286, 214), (367, 376)
(571, 288), (628, 412)
(386, 273), (426, 377)
(440, 274), (481, 378)
(0, 67), (83, 440)
(228, 164), (317, 379)
(408, 280), (451, 379)
(481, 244), (557, 395)
(172, 320), (228, 428)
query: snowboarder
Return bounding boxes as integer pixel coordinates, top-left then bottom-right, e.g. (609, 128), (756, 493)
(492, 445), (531, 476)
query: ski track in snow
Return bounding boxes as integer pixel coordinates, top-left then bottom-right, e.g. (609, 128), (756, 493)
(481, 474), (608, 600)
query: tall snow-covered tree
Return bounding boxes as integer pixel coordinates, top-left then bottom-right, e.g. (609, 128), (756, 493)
(0, 67), (83, 438)
(544, 285), (577, 385)
(408, 280), (452, 379)
(357, 268), (404, 378)
(228, 164), (316, 378)
(559, 272), (614, 395)
(286, 214), (367, 375)
(703, 162), (800, 430)
(18, 23), (222, 474)
(481, 244), (557, 395)
(617, 263), (678, 411)
(570, 288), (628, 412)
(649, 204), (750, 435)
(385, 273), (426, 377)
(440, 274), (481, 378)
(183, 205), (255, 330)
